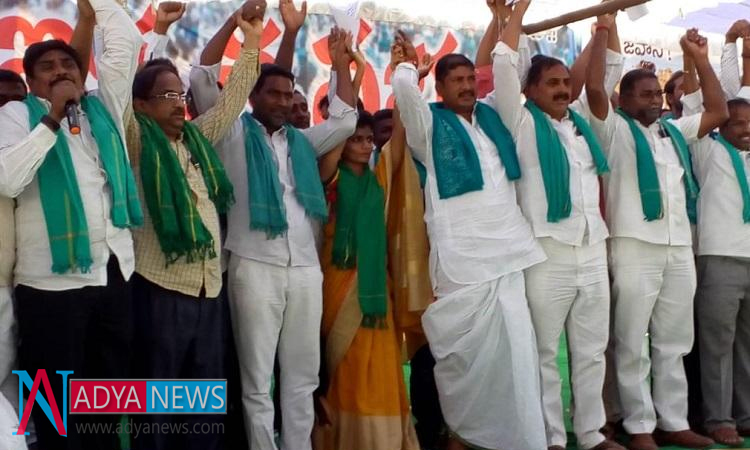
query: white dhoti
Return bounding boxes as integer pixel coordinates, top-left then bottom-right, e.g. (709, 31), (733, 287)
(421, 271), (546, 450)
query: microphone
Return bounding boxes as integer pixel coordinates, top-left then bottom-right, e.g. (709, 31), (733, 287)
(65, 101), (81, 135)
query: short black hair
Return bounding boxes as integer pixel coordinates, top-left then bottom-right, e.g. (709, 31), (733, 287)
(728, 98), (750, 113)
(526, 55), (567, 87)
(435, 54), (474, 83)
(132, 58), (180, 100)
(355, 110), (374, 130)
(373, 108), (393, 124)
(620, 69), (659, 96)
(665, 70), (684, 96)
(251, 63), (295, 96)
(23, 40), (82, 79)
(0, 69), (26, 89)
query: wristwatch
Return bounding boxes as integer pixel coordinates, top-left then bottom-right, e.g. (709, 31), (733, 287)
(40, 114), (61, 132)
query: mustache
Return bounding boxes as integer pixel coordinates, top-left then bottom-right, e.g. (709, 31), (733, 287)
(49, 76), (74, 87)
(553, 93), (570, 102)
(458, 90), (475, 98)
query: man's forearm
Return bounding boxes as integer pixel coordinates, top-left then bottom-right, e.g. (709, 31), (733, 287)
(742, 43), (750, 87)
(70, 15), (95, 79)
(333, 61), (355, 107)
(275, 30), (298, 71)
(585, 27), (610, 120)
(500, 2), (529, 51)
(201, 18), (238, 66)
(476, 16), (499, 67)
(696, 57), (728, 114)
(682, 55), (699, 95)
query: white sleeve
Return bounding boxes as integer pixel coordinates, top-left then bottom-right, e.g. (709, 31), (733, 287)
(188, 63), (222, 115)
(604, 49), (624, 97)
(301, 96), (357, 156)
(0, 104), (56, 198)
(491, 41), (524, 138)
(721, 42), (741, 100)
(681, 90), (704, 117)
(142, 31), (170, 61)
(669, 113), (703, 145)
(90, 0), (143, 127)
(391, 63), (432, 163)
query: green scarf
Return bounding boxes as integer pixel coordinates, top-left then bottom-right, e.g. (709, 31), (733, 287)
(241, 113), (328, 238)
(525, 100), (609, 222)
(714, 133), (750, 223)
(136, 113), (234, 264)
(332, 164), (387, 328)
(616, 110), (699, 223)
(429, 102), (520, 199)
(24, 94), (143, 274)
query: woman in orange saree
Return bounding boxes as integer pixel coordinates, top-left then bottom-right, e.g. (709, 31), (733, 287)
(314, 103), (430, 450)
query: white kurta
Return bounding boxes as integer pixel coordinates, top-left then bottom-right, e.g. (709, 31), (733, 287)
(491, 40), (622, 449)
(392, 54), (546, 450)
(188, 63), (357, 450)
(591, 104), (703, 434)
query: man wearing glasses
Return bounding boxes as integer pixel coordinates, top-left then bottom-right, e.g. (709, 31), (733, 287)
(123, 2), (264, 449)
(589, 29), (727, 450)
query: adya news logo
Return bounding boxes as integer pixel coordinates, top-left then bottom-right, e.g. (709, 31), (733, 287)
(12, 370), (226, 437)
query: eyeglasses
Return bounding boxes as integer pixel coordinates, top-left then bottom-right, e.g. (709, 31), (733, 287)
(151, 92), (187, 102)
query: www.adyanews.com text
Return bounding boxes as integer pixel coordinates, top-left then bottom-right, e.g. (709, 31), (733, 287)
(74, 419), (224, 438)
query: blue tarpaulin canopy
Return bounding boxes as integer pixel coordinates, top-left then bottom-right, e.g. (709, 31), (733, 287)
(668, 2), (750, 35)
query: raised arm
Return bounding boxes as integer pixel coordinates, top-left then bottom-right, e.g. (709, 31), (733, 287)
(742, 36), (750, 93)
(604, 15), (623, 96)
(351, 48), (366, 98)
(721, 20), (749, 99)
(142, 2), (186, 61)
(586, 14), (613, 121)
(317, 28), (356, 182)
(91, 0), (143, 125)
(573, 16), (622, 101)
(188, 3), (245, 116)
(69, 0), (95, 80)
(333, 31), (356, 109)
(305, 35), (357, 153)
(492, 0), (530, 136)
(679, 50), (707, 119)
(682, 30), (729, 139)
(275, 0), (306, 71)
(682, 53), (699, 96)
(570, 37), (592, 101)
(200, 6), (242, 66)
(194, 8), (263, 144)
(390, 31), (431, 163)
(476, 1), (504, 68)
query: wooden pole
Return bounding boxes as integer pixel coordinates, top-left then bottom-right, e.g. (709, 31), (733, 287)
(522, 0), (652, 35)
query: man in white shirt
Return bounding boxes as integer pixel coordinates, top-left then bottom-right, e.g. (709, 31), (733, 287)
(187, 28), (357, 450)
(590, 30), (728, 450)
(0, 70), (27, 450)
(0, 0), (143, 448)
(493, 10), (624, 450)
(683, 56), (750, 445)
(391, 2), (546, 449)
